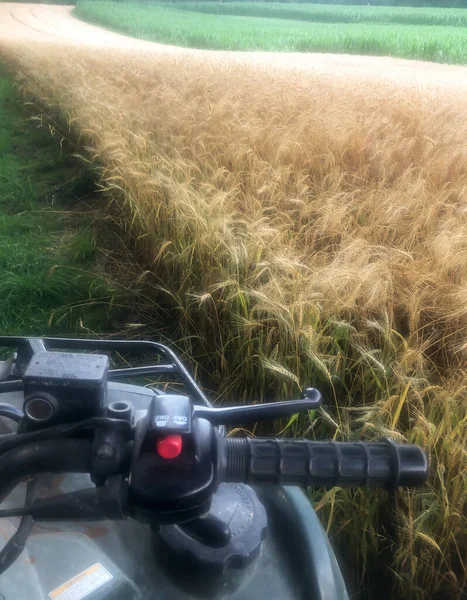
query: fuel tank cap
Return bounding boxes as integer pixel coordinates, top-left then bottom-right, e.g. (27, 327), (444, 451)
(158, 483), (267, 574)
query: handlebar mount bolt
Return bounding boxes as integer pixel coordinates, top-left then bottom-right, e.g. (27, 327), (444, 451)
(96, 443), (115, 459)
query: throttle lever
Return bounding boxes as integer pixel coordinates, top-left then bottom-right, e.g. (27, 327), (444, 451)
(193, 388), (321, 426)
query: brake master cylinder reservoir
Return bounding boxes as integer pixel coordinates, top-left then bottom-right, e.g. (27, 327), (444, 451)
(155, 483), (267, 598)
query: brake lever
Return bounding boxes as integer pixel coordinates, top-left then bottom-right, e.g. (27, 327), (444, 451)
(193, 388), (321, 426)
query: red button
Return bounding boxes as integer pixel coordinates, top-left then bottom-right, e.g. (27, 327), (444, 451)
(156, 434), (183, 459)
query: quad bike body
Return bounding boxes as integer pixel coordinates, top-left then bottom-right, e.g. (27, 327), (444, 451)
(0, 337), (428, 600)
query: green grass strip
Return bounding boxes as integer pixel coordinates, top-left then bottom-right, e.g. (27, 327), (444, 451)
(0, 72), (120, 335)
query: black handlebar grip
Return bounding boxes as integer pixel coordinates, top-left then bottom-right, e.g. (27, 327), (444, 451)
(223, 438), (428, 489)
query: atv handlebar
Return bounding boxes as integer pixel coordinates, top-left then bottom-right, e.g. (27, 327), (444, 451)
(0, 434), (428, 524)
(0, 437), (428, 494)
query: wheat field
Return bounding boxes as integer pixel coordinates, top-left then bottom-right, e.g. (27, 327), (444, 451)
(0, 41), (466, 598)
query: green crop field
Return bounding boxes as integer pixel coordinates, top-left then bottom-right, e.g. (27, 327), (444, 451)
(173, 1), (467, 27)
(75, 0), (467, 64)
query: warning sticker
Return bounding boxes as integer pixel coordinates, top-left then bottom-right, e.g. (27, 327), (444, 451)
(48, 563), (113, 600)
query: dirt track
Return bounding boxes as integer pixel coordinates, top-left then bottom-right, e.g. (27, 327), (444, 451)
(2, 2), (467, 91)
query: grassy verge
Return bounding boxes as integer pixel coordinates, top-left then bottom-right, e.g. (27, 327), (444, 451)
(0, 71), (120, 336)
(75, 1), (467, 64)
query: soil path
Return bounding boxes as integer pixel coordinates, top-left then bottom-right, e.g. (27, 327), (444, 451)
(2, 2), (467, 92)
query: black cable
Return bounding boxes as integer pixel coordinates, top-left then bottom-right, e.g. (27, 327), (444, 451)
(0, 507), (29, 519)
(0, 416), (132, 456)
(0, 478), (38, 575)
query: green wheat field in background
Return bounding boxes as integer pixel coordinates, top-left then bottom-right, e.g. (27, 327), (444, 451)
(76, 0), (467, 63)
